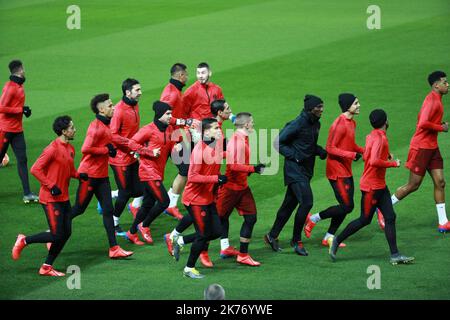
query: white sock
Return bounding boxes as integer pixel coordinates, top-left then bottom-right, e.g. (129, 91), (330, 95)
(310, 213), (321, 223)
(113, 216), (120, 227)
(168, 188), (180, 208)
(111, 190), (119, 198)
(177, 236), (184, 246)
(220, 238), (230, 250)
(170, 229), (181, 240)
(436, 203), (448, 225)
(132, 196), (143, 208)
(323, 232), (334, 241)
(391, 194), (400, 205)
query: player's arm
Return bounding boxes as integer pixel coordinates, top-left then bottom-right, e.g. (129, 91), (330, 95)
(278, 121), (308, 162)
(226, 137), (254, 173)
(110, 109), (130, 151)
(368, 137), (398, 168)
(326, 124), (357, 160)
(418, 100), (445, 132)
(129, 127), (159, 158)
(30, 146), (56, 188)
(188, 148), (220, 183)
(81, 124), (109, 155)
(0, 85), (22, 114)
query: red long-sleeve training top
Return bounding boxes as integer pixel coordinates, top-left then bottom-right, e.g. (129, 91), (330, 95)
(0, 78), (25, 133)
(129, 122), (179, 181)
(360, 129), (397, 192)
(109, 99), (140, 167)
(409, 90), (444, 150)
(182, 141), (224, 206)
(31, 138), (80, 204)
(326, 114), (365, 180)
(224, 130), (255, 191)
(183, 81), (224, 120)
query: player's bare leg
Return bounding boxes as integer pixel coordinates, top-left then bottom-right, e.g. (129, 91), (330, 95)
(430, 169), (449, 232)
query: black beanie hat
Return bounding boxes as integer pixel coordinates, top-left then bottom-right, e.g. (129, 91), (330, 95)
(338, 93), (356, 112)
(153, 100), (171, 119)
(369, 109), (387, 129)
(304, 94), (323, 111)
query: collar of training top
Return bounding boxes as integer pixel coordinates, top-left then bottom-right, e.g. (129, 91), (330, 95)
(122, 96), (138, 107)
(170, 78), (185, 91)
(96, 114), (111, 125)
(301, 110), (320, 123)
(10, 75), (25, 85)
(154, 119), (168, 132)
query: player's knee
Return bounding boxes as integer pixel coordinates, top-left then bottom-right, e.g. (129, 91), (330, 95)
(245, 214), (257, 227)
(341, 203), (354, 214)
(160, 197), (170, 210)
(436, 179), (445, 190)
(302, 200), (313, 212)
(409, 182), (421, 193)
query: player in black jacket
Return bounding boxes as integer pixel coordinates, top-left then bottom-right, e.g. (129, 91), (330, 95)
(265, 94), (327, 256)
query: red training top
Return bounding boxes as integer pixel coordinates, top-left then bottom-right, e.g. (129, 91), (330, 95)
(182, 141), (224, 206)
(109, 99), (140, 167)
(31, 138), (80, 204)
(0, 79), (25, 133)
(129, 122), (179, 181)
(360, 129), (397, 192)
(326, 114), (364, 180)
(183, 81), (224, 120)
(161, 82), (186, 119)
(225, 130), (255, 191)
(409, 90), (444, 150)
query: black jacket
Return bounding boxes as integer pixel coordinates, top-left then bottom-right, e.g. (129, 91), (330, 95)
(278, 110), (326, 185)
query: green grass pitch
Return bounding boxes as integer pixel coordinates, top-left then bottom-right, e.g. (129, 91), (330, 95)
(0, 0), (449, 300)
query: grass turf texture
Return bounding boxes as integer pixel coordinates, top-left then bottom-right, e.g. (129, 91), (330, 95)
(1, 0), (450, 300)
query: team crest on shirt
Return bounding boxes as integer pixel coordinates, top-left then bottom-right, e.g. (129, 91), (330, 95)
(156, 181), (161, 187)
(201, 211), (206, 217)
(54, 210), (60, 216)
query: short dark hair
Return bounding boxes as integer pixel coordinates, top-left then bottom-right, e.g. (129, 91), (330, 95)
(197, 62), (210, 69)
(428, 71), (447, 86)
(170, 63), (187, 76)
(90, 93), (110, 114)
(122, 78), (140, 96)
(201, 118), (218, 136)
(9, 60), (23, 74)
(53, 115), (72, 136)
(210, 99), (226, 116)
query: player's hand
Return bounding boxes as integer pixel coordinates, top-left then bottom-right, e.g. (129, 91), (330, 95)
(153, 147), (161, 157)
(174, 143), (183, 152)
(176, 118), (186, 126)
(354, 153), (362, 162)
(319, 149), (327, 160)
(442, 122), (449, 132)
(395, 159), (401, 167)
(218, 175), (228, 185)
(50, 185), (62, 196)
(253, 163), (266, 174)
(186, 118), (194, 127)
(23, 106), (32, 118)
(79, 173), (89, 181)
(106, 143), (117, 158)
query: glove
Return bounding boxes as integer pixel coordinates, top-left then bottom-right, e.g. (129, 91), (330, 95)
(106, 143), (117, 158)
(318, 149), (327, 160)
(79, 173), (89, 181)
(253, 163), (266, 174)
(354, 153), (362, 162)
(50, 185), (62, 196)
(218, 175), (228, 186)
(23, 106), (32, 118)
(186, 118), (194, 127)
